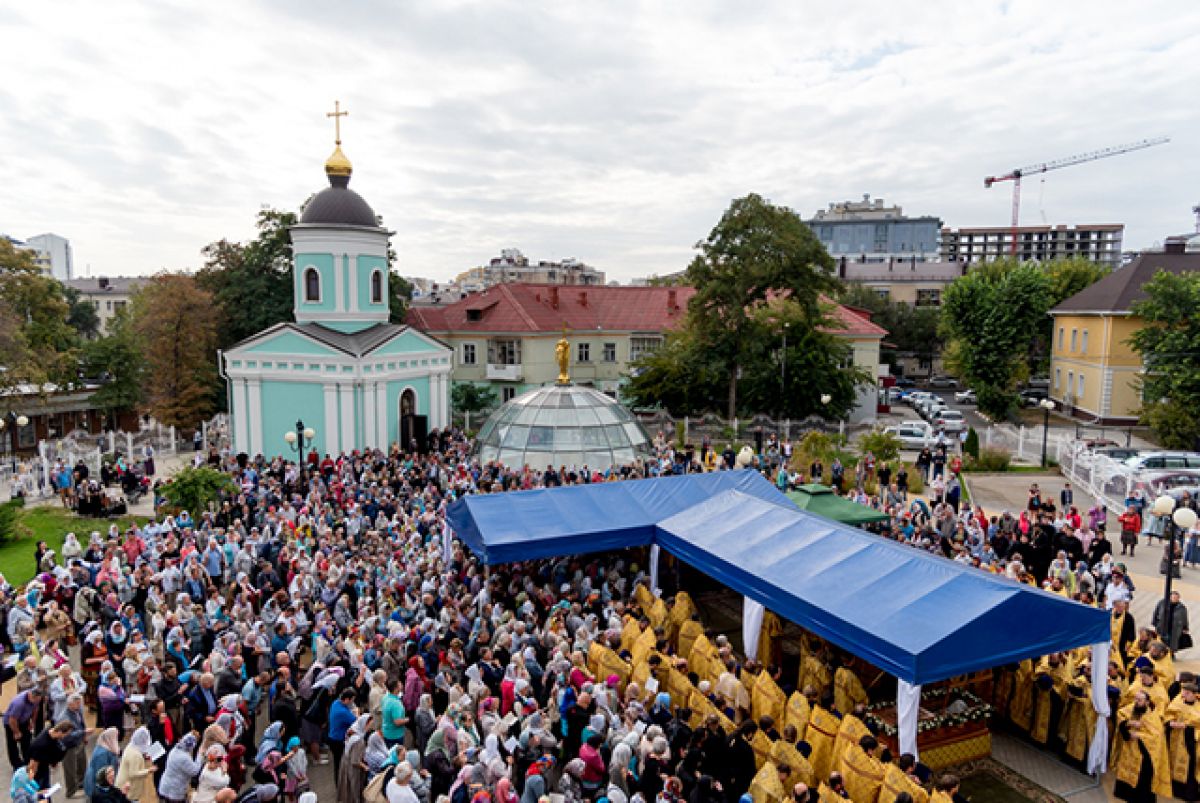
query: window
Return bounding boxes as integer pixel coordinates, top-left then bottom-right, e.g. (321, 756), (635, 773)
(1058, 327), (1064, 351)
(873, 288), (890, 300)
(577, 343), (590, 363)
(602, 342), (617, 362)
(1055, 368), (1061, 389)
(915, 289), (941, 307)
(1067, 371), (1074, 398)
(370, 270), (383, 303)
(488, 339), (521, 365)
(630, 336), (663, 361)
(304, 267), (321, 302)
(113, 301), (126, 313)
(1077, 374), (1085, 398)
(462, 343), (476, 365)
(466, 309), (482, 322)
(1070, 329), (1077, 352)
(1081, 330), (1088, 355)
(501, 387), (516, 402)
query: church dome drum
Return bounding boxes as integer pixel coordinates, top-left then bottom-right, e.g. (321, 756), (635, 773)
(473, 384), (653, 472)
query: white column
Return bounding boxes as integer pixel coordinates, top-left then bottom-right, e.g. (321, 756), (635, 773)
(247, 379), (263, 456)
(376, 382), (388, 450)
(1087, 641), (1112, 774)
(742, 597), (764, 659)
(897, 680), (922, 758)
(233, 377), (249, 454)
(340, 384), (355, 451)
(437, 371), (449, 429)
(364, 381), (378, 449)
(429, 373), (441, 429)
(323, 383), (339, 456)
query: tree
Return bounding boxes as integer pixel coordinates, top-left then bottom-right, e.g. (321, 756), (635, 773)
(838, 283), (943, 371)
(940, 259), (1052, 419)
(63, 285), (101, 340)
(1129, 269), (1200, 449)
(684, 194), (840, 418)
(0, 239), (78, 387)
(82, 309), (145, 422)
(451, 383), (498, 431)
(196, 207), (297, 352)
(626, 296), (870, 420)
(158, 466), (236, 514)
(131, 273), (219, 428)
(389, 270), (414, 324)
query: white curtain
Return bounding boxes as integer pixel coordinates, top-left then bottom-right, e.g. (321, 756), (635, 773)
(896, 680), (922, 758)
(441, 522), (453, 563)
(742, 598), (765, 660)
(1087, 641), (1112, 775)
(649, 545), (662, 597)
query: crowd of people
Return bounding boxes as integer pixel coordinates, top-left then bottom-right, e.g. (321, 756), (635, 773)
(0, 425), (1196, 803)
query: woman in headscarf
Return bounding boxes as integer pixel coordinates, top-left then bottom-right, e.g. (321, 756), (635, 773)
(194, 746), (229, 803)
(257, 722), (286, 765)
(558, 758), (587, 803)
(284, 736), (310, 801)
(406, 750), (431, 803)
(413, 694), (437, 754)
(423, 721), (457, 801)
(198, 721), (230, 761)
(157, 733), (202, 803)
(494, 776), (518, 803)
(11, 759), (42, 803)
(337, 714), (372, 803)
(608, 741), (635, 799)
(90, 766), (133, 803)
(115, 727), (155, 801)
(365, 731), (395, 775)
(84, 727), (122, 801)
(81, 629), (108, 709)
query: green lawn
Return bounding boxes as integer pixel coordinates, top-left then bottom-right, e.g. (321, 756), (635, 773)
(0, 505), (148, 587)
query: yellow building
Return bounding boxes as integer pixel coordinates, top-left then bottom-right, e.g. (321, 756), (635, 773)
(1049, 240), (1199, 423)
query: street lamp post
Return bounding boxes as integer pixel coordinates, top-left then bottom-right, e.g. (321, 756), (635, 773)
(283, 419), (316, 490)
(1153, 494), (1198, 647)
(0, 413), (31, 466)
(1039, 398), (1056, 468)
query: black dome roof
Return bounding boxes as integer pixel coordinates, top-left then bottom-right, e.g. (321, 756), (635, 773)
(300, 180), (378, 227)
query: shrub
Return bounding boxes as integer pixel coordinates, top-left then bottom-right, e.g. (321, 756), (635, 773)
(0, 500), (29, 545)
(857, 429), (901, 464)
(158, 466), (237, 515)
(969, 447), (1011, 472)
(905, 464), (925, 495)
(963, 427), (980, 460)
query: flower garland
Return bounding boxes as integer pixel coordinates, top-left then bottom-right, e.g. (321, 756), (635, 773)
(862, 688), (994, 737)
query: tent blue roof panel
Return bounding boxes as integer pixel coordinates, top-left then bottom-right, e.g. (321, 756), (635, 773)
(446, 471), (1110, 685)
(444, 470), (789, 565)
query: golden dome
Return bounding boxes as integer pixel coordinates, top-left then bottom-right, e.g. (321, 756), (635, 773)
(325, 144), (353, 177)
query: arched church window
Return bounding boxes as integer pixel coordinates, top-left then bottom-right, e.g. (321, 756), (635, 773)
(371, 269), (383, 303)
(304, 267), (321, 302)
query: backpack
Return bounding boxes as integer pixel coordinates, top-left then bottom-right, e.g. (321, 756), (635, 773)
(364, 765), (397, 803)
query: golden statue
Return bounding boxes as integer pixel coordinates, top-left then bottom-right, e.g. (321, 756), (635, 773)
(555, 327), (570, 384)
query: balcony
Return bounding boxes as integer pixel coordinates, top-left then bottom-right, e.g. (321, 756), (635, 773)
(486, 363), (523, 382)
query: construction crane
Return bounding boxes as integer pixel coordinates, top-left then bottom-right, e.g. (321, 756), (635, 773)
(984, 136), (1170, 254)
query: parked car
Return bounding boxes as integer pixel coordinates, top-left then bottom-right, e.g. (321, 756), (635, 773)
(934, 409), (967, 434)
(894, 376), (917, 389)
(883, 387), (908, 403)
(928, 375), (959, 389)
(1083, 438), (1120, 450)
(1123, 452), (1200, 471)
(954, 389), (977, 404)
(1019, 388), (1049, 406)
(919, 397), (948, 419)
(884, 423), (934, 450)
(906, 391), (934, 408)
(1095, 447), (1140, 461)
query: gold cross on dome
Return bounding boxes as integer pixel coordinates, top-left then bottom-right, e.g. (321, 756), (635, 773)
(327, 100), (349, 144)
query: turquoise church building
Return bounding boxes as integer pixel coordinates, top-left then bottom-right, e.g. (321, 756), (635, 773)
(222, 132), (452, 457)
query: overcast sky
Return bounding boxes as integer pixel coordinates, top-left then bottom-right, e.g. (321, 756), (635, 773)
(2, 1), (1197, 283)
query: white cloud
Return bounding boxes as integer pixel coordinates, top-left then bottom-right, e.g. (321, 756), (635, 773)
(1, 0), (1197, 282)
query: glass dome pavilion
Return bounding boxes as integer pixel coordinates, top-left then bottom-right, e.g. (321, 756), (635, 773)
(473, 385), (653, 471)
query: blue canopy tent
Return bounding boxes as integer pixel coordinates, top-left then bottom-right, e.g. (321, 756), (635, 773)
(445, 470), (1113, 764)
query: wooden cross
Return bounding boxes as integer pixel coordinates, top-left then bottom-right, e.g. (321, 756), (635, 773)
(327, 100), (348, 144)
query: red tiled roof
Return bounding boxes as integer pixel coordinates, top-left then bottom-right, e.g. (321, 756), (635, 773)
(407, 283), (886, 338)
